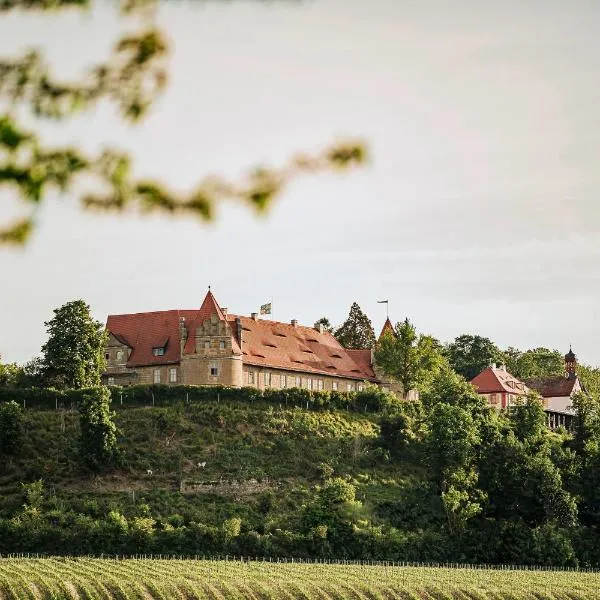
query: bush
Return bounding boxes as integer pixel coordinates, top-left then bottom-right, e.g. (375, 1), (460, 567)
(0, 400), (24, 456)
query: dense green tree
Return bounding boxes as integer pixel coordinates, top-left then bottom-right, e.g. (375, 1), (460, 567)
(313, 317), (333, 333)
(505, 347), (564, 380)
(0, 357), (22, 388)
(0, 401), (24, 456)
(0, 0), (365, 245)
(78, 387), (119, 471)
(578, 364), (600, 397)
(445, 334), (505, 381)
(375, 319), (444, 398)
(334, 303), (375, 350)
(41, 300), (107, 389)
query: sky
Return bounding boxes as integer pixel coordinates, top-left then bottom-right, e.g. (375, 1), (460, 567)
(1, 0), (599, 365)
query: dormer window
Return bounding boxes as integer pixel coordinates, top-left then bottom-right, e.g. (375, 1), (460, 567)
(152, 347), (165, 356)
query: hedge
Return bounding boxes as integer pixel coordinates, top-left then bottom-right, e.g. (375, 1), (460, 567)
(0, 384), (401, 414)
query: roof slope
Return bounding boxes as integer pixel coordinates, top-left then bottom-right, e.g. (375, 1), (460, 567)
(378, 318), (395, 340)
(525, 375), (578, 398)
(471, 366), (528, 395)
(107, 309), (197, 367)
(228, 315), (377, 381)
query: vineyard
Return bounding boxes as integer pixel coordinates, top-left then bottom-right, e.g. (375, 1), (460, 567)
(0, 558), (598, 599)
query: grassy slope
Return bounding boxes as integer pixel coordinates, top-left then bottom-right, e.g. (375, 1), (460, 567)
(0, 401), (425, 528)
(0, 558), (598, 600)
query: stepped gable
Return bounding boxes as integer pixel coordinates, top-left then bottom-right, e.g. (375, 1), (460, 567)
(471, 365), (528, 395)
(228, 315), (377, 381)
(107, 309), (198, 367)
(525, 376), (578, 398)
(182, 290), (241, 355)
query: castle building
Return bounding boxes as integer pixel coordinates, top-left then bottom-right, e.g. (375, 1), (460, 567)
(103, 290), (379, 391)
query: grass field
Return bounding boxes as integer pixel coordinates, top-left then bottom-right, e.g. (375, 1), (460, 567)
(0, 558), (598, 599)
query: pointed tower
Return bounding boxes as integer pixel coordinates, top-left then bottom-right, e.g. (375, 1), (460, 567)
(378, 317), (395, 340)
(180, 288), (243, 386)
(565, 346), (577, 379)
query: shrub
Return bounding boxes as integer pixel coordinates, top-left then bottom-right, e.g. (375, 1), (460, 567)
(0, 400), (24, 456)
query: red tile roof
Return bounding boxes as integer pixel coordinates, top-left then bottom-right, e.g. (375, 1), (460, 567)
(228, 315), (377, 381)
(525, 375), (578, 398)
(107, 309), (197, 368)
(471, 366), (529, 395)
(106, 290), (376, 381)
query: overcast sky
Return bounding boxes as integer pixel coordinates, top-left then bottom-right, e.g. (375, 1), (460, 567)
(1, 0), (599, 365)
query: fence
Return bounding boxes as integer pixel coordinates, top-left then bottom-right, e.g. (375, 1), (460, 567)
(0, 553), (598, 572)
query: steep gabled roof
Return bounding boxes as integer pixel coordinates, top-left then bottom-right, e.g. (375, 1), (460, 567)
(471, 366), (529, 395)
(228, 315), (377, 381)
(525, 375), (579, 398)
(183, 290), (230, 354)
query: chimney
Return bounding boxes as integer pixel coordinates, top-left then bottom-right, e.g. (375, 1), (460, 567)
(251, 312), (258, 320)
(179, 316), (187, 353)
(318, 324), (325, 334)
(236, 317), (243, 345)
(222, 307), (228, 316)
(491, 362), (496, 370)
(500, 363), (506, 371)
(291, 319), (298, 328)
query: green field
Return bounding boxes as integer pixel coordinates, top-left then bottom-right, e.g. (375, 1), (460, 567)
(0, 558), (598, 599)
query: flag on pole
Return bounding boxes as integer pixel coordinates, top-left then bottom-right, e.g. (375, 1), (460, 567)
(377, 300), (389, 304)
(260, 302), (272, 315)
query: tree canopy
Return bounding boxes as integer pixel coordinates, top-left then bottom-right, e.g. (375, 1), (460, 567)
(334, 302), (375, 349)
(445, 334), (506, 381)
(374, 318), (444, 398)
(0, 0), (366, 245)
(41, 300), (107, 389)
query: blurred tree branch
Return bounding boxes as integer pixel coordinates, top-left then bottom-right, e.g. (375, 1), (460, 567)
(0, 0), (366, 244)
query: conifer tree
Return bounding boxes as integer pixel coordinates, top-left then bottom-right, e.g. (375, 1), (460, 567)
(334, 303), (375, 349)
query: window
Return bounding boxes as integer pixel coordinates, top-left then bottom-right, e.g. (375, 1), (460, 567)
(169, 368), (177, 383)
(105, 352), (110, 361)
(152, 347), (165, 356)
(219, 341), (225, 350)
(295, 376), (301, 388)
(332, 381), (338, 391)
(153, 369), (161, 384)
(347, 382), (354, 392)
(357, 384), (364, 392)
(281, 375), (287, 388)
(318, 380), (324, 391)
(307, 378), (313, 390)
(204, 341), (210, 350)
(210, 361), (219, 377)
(264, 372), (271, 387)
(108, 377), (115, 386)
(248, 370), (255, 385)
(116, 350), (124, 361)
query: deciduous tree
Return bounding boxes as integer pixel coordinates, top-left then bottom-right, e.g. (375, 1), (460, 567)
(41, 300), (107, 389)
(375, 319), (444, 398)
(446, 334), (505, 381)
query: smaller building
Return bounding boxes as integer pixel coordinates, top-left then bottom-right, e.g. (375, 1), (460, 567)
(525, 348), (583, 430)
(470, 364), (529, 409)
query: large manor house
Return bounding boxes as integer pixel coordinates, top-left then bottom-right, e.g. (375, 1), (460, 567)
(103, 289), (581, 427)
(103, 289), (390, 394)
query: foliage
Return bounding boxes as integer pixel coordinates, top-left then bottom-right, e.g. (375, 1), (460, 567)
(313, 317), (333, 333)
(0, 1), (366, 245)
(375, 319), (444, 397)
(41, 300), (107, 389)
(78, 387), (119, 470)
(0, 400), (24, 456)
(505, 347), (564, 380)
(445, 334), (506, 381)
(334, 302), (376, 350)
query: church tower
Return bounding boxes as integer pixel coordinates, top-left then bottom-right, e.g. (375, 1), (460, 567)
(565, 346), (577, 379)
